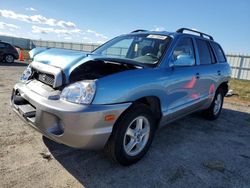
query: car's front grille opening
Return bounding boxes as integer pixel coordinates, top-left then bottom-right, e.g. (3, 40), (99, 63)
(13, 90), (28, 105)
(12, 89), (37, 123)
(32, 70), (55, 87)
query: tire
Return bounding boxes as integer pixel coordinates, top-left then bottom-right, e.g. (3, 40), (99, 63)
(202, 88), (224, 120)
(5, 54), (14, 63)
(105, 103), (156, 166)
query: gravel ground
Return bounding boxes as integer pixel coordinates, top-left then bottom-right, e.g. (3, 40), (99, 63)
(0, 62), (250, 188)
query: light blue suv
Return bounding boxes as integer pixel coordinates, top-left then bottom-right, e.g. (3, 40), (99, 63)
(11, 28), (231, 165)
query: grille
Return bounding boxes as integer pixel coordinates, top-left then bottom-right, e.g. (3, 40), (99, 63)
(33, 71), (55, 87)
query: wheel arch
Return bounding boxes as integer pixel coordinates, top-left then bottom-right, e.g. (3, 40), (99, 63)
(133, 96), (162, 125)
(217, 81), (229, 96)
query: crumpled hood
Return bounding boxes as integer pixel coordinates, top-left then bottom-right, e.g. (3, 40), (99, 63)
(29, 48), (145, 77)
(29, 47), (88, 70)
(29, 47), (146, 87)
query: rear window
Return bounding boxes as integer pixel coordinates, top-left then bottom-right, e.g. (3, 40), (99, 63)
(196, 39), (215, 65)
(211, 42), (226, 62)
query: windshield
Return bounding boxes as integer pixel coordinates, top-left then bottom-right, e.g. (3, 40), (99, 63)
(93, 34), (171, 65)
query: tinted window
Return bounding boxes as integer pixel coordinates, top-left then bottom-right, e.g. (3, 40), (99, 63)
(196, 39), (214, 65)
(211, 42), (226, 62)
(0, 43), (7, 48)
(171, 37), (196, 66)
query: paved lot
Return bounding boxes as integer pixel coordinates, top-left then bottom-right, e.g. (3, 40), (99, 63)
(1, 62), (250, 188)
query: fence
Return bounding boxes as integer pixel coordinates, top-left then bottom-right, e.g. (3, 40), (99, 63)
(31, 40), (100, 52)
(1, 35), (250, 80)
(0, 35), (100, 51)
(226, 54), (250, 80)
(0, 35), (31, 49)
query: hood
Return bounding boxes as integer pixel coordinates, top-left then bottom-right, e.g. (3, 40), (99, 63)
(29, 47), (146, 72)
(29, 48), (146, 86)
(29, 48), (88, 70)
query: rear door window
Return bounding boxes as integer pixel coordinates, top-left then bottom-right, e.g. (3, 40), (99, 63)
(196, 39), (215, 65)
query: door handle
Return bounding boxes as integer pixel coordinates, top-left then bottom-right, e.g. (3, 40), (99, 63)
(217, 70), (221, 76)
(195, 73), (200, 79)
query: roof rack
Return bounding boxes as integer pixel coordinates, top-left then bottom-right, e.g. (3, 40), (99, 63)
(176, 28), (214, 41)
(131, 29), (148, 33)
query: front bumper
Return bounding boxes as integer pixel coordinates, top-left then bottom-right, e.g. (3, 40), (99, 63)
(11, 82), (131, 149)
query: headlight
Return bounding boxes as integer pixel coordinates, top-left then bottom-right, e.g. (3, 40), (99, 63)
(20, 65), (32, 82)
(60, 81), (96, 104)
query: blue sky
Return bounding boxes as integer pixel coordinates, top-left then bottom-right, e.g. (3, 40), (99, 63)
(0, 0), (249, 53)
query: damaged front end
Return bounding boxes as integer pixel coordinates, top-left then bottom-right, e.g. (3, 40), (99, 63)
(18, 48), (144, 105)
(11, 47), (135, 148)
(69, 58), (143, 82)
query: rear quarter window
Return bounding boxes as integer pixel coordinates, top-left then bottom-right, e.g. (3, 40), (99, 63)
(211, 42), (226, 62)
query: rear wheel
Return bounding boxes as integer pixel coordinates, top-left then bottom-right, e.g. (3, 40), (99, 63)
(5, 54), (14, 63)
(202, 88), (224, 120)
(105, 104), (156, 166)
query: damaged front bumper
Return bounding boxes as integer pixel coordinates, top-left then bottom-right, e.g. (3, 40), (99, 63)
(11, 82), (131, 149)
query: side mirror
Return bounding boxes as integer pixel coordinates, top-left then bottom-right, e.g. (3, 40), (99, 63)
(170, 54), (195, 67)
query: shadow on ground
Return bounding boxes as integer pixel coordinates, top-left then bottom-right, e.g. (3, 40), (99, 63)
(0, 61), (28, 67)
(44, 108), (250, 188)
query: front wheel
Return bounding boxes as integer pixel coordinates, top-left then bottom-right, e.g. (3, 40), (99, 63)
(202, 88), (224, 120)
(105, 104), (156, 166)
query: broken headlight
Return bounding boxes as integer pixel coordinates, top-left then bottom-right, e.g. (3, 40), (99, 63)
(20, 65), (32, 82)
(60, 81), (96, 104)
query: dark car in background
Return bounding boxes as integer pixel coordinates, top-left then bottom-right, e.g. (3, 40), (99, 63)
(0, 41), (19, 63)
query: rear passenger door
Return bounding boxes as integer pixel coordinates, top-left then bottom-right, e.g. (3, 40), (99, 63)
(195, 38), (219, 103)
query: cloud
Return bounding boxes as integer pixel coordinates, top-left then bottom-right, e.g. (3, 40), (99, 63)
(32, 25), (80, 35)
(87, 29), (108, 39)
(0, 31), (18, 37)
(25, 7), (37, 11)
(82, 36), (90, 40)
(96, 40), (106, 44)
(64, 36), (72, 40)
(0, 21), (19, 31)
(0, 9), (76, 28)
(0, 9), (109, 43)
(152, 26), (165, 31)
(32, 26), (108, 43)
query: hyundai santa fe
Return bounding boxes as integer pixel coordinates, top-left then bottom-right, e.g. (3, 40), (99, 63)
(11, 28), (231, 165)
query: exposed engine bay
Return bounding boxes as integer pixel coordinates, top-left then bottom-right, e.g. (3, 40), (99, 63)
(69, 60), (142, 82)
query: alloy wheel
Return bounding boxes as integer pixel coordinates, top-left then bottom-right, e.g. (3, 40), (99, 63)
(123, 116), (150, 156)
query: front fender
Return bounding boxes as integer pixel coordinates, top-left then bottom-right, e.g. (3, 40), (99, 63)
(92, 68), (170, 113)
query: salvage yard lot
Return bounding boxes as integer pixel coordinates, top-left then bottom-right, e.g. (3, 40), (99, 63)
(1, 62), (250, 188)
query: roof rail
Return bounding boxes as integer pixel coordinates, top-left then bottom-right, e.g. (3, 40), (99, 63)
(131, 29), (148, 33)
(176, 28), (214, 41)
